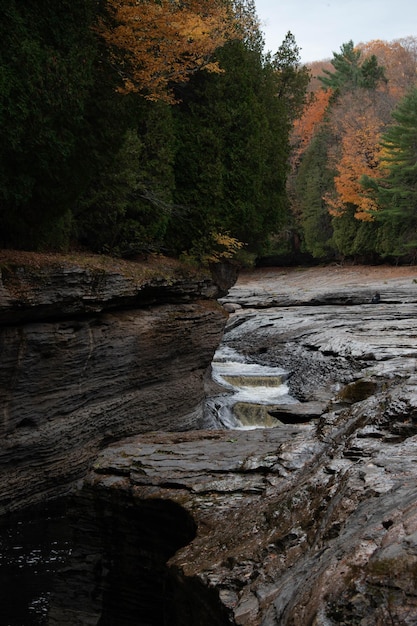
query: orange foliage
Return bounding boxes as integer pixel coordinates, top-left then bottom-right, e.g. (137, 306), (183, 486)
(358, 38), (417, 99)
(326, 107), (384, 220)
(291, 89), (332, 167)
(305, 60), (333, 93)
(98, 0), (238, 102)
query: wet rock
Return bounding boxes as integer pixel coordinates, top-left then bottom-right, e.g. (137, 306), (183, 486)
(71, 381), (417, 625)
(268, 401), (327, 423)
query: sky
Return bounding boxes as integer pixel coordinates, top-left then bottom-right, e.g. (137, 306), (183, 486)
(255, 0), (417, 63)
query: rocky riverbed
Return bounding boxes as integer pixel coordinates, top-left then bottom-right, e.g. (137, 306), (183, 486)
(70, 265), (417, 625)
(3, 262), (417, 625)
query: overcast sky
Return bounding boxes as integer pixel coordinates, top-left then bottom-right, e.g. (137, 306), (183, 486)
(255, 0), (417, 63)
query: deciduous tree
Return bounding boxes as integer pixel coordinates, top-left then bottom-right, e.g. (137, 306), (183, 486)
(291, 88), (333, 169)
(325, 94), (385, 220)
(98, 0), (238, 102)
(359, 38), (417, 98)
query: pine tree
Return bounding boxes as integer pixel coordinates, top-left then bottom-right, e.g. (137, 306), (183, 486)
(319, 40), (386, 92)
(272, 32), (310, 122)
(362, 86), (417, 257)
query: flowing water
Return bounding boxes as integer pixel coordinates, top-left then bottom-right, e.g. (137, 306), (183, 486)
(1, 324), (296, 623)
(205, 345), (297, 429)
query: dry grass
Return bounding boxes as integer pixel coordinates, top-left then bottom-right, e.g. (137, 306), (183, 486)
(0, 249), (207, 284)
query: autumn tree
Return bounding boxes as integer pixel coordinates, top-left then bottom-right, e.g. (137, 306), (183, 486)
(358, 37), (417, 99)
(324, 92), (387, 220)
(97, 0), (238, 102)
(290, 88), (333, 170)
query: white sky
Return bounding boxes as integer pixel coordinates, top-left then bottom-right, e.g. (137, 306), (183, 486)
(255, 0), (417, 63)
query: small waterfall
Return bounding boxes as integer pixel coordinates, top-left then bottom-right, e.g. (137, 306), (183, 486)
(205, 346), (297, 429)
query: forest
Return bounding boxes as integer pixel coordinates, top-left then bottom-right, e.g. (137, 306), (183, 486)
(1, 0), (416, 265)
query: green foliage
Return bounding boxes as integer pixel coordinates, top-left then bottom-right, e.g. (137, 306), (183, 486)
(0, 0), (305, 264)
(168, 32), (303, 257)
(362, 86), (417, 258)
(319, 40), (387, 92)
(271, 32), (311, 122)
(76, 100), (175, 256)
(295, 127), (335, 259)
(331, 206), (379, 260)
(0, 0), (102, 247)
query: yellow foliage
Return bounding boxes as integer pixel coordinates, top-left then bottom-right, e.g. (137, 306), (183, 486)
(181, 231), (244, 266)
(208, 232), (244, 263)
(98, 0), (238, 102)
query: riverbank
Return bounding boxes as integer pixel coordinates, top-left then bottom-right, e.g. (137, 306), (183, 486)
(222, 263), (417, 308)
(3, 262), (417, 624)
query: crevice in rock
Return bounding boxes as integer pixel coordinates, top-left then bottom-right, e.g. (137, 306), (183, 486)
(16, 417), (38, 429)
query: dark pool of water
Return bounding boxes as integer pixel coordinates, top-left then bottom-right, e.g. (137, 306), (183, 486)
(0, 501), (72, 625)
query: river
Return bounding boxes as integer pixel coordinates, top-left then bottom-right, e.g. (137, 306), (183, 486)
(3, 264), (417, 624)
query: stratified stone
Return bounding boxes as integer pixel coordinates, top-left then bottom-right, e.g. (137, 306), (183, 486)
(0, 257), (230, 515)
(75, 382), (417, 625)
(61, 266), (417, 626)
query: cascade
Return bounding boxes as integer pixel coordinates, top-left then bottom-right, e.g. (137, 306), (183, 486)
(204, 345), (297, 429)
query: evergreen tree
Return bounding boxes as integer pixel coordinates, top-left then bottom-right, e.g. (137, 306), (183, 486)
(271, 32), (310, 122)
(0, 0), (128, 249)
(295, 126), (335, 259)
(362, 86), (417, 257)
(76, 100), (175, 256)
(319, 40), (387, 92)
(169, 35), (292, 259)
(331, 205), (378, 260)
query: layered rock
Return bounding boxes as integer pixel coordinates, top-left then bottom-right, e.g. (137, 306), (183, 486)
(55, 265), (417, 626)
(0, 253), (232, 514)
(4, 261), (417, 625)
(75, 396), (417, 625)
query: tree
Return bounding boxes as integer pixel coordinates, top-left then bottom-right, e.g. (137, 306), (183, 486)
(295, 126), (335, 259)
(362, 86), (417, 257)
(331, 204), (378, 260)
(271, 32), (310, 123)
(359, 38), (417, 99)
(97, 0), (238, 102)
(168, 29), (293, 258)
(291, 88), (333, 170)
(0, 0), (124, 249)
(76, 100), (175, 256)
(324, 92), (385, 220)
(319, 40), (386, 92)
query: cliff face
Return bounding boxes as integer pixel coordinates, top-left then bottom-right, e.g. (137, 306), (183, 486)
(0, 253), (232, 515)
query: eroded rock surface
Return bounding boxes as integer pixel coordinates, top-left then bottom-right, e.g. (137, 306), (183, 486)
(0, 255), (230, 514)
(70, 266), (417, 625)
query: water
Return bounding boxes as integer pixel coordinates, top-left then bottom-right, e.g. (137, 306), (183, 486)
(0, 502), (72, 625)
(205, 345), (297, 429)
(0, 334), (297, 624)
